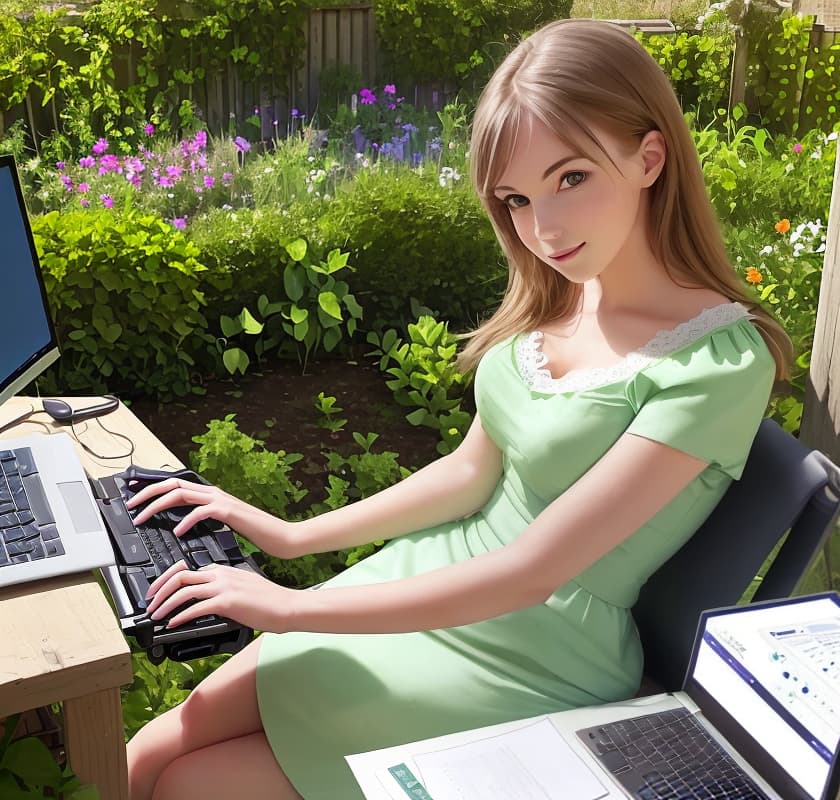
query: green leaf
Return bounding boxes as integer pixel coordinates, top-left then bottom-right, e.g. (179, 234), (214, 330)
(3, 737), (62, 788)
(239, 307), (263, 335)
(222, 348), (249, 375)
(289, 305), (308, 324)
(283, 265), (305, 303)
(405, 408), (429, 426)
(285, 239), (307, 262)
(219, 315), (241, 338)
(318, 291), (343, 320)
(92, 317), (122, 344)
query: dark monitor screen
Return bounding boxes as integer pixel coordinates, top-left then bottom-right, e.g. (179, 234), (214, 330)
(0, 155), (59, 407)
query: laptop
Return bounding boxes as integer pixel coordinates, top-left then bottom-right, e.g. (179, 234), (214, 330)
(347, 593), (840, 800)
(576, 592), (840, 800)
(0, 153), (115, 587)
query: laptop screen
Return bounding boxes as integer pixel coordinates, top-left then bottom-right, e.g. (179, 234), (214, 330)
(685, 592), (840, 800)
(0, 155), (59, 408)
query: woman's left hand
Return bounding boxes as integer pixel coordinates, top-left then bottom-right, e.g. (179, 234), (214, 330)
(145, 560), (295, 632)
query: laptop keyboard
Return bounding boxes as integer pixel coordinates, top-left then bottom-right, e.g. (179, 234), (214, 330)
(0, 447), (63, 567)
(578, 708), (770, 799)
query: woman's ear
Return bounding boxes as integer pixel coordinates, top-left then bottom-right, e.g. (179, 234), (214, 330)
(639, 130), (666, 188)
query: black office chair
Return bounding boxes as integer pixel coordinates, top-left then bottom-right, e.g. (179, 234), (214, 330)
(632, 418), (840, 691)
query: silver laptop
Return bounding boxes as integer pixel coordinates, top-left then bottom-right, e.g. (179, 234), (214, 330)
(0, 154), (114, 587)
(577, 592), (840, 800)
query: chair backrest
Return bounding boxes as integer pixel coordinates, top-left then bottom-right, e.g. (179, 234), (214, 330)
(632, 418), (840, 691)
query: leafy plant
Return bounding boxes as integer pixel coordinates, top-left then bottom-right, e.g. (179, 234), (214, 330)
(725, 216), (826, 434)
(188, 414), (307, 525)
(367, 316), (473, 455)
(316, 166), (504, 328)
(0, 715), (98, 799)
(314, 392), (348, 434)
(31, 207), (219, 398)
(217, 239), (363, 374)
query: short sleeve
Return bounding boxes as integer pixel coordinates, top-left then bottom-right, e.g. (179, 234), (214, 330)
(625, 319), (776, 479)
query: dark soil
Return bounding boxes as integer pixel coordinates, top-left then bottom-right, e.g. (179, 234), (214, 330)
(129, 357), (447, 504)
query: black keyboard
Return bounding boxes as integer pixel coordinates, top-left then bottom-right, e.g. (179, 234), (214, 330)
(577, 708), (770, 799)
(92, 465), (261, 664)
(0, 447), (63, 567)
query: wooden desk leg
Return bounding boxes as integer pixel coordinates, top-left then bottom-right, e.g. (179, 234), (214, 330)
(65, 687), (128, 800)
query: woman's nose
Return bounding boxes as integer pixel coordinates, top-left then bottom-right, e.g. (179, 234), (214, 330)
(532, 201), (562, 241)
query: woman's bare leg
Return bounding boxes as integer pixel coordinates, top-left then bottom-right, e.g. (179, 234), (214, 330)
(151, 732), (302, 800)
(127, 636), (285, 800)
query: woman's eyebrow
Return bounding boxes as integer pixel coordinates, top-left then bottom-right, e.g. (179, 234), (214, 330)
(494, 154), (585, 194)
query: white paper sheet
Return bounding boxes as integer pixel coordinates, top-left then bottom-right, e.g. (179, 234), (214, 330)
(403, 718), (608, 800)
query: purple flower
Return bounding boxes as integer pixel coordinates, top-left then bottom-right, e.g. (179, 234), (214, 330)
(193, 130), (207, 150)
(203, 175), (215, 189)
(793, 143), (803, 154)
(383, 84), (396, 95)
(60, 175), (73, 190)
(55, 161), (65, 170)
(171, 217), (187, 230)
(77, 182), (90, 193)
(222, 171), (233, 184)
(79, 156), (96, 168)
(254, 107), (260, 115)
(165, 165), (183, 180)
(291, 108), (300, 118)
(80, 196), (90, 207)
(144, 123), (155, 136)
(402, 123), (419, 134)
(100, 194), (114, 208)
(156, 176), (174, 188)
(98, 154), (121, 174)
(92, 137), (109, 155)
(359, 88), (376, 105)
(234, 136), (251, 153)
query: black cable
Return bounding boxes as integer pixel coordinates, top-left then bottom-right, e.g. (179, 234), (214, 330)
(69, 416), (136, 462)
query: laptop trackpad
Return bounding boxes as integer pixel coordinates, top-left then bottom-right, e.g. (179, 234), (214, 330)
(58, 481), (101, 533)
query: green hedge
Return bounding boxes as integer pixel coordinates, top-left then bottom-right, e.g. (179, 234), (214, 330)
(314, 168), (505, 328)
(32, 208), (220, 397)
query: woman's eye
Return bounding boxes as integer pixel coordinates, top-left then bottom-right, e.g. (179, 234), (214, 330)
(503, 194), (529, 209)
(560, 171), (587, 189)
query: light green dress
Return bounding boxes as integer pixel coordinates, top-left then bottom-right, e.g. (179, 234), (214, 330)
(256, 301), (776, 798)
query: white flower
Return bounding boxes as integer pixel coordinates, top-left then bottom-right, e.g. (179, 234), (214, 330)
(759, 245), (773, 255)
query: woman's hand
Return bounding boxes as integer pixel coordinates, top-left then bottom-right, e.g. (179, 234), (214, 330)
(125, 477), (295, 558)
(145, 560), (295, 632)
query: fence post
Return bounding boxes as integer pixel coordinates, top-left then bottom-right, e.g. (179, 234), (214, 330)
(801, 147), (840, 461)
(728, 28), (748, 112)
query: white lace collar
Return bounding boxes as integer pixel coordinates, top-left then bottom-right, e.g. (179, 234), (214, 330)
(514, 302), (753, 394)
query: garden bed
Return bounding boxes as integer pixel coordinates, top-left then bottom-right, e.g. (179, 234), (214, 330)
(129, 356), (445, 504)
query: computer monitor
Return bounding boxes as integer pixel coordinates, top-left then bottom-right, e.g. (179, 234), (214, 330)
(0, 154), (60, 407)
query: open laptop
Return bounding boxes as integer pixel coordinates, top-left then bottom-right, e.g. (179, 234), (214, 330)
(576, 592), (840, 800)
(348, 593), (840, 800)
(0, 153), (115, 587)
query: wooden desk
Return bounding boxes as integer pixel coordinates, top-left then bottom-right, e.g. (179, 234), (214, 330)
(0, 396), (182, 799)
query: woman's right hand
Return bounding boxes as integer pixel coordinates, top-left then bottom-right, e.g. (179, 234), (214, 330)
(124, 477), (295, 558)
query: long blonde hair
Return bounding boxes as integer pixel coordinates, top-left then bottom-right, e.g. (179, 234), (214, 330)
(459, 19), (791, 379)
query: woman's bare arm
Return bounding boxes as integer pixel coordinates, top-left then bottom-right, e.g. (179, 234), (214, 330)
(283, 432), (708, 633)
(128, 415), (503, 558)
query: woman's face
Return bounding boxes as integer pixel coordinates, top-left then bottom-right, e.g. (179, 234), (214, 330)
(492, 114), (659, 285)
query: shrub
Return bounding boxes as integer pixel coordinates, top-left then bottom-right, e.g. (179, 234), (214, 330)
(315, 166), (505, 329)
(31, 208), (219, 398)
(373, 0), (572, 89)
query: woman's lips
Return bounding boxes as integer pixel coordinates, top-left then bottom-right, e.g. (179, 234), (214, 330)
(548, 243), (585, 262)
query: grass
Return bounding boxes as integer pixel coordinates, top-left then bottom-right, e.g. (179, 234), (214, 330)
(571, 0), (710, 27)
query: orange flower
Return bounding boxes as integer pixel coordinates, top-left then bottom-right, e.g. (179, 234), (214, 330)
(775, 218), (791, 234)
(746, 267), (763, 285)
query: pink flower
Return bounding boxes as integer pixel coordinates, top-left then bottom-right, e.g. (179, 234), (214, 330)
(383, 84), (396, 95)
(77, 182), (90, 193)
(100, 194), (114, 208)
(80, 197), (90, 207)
(144, 123), (155, 136)
(171, 217), (187, 230)
(793, 142), (803, 154)
(92, 137), (109, 155)
(222, 171), (233, 184)
(79, 156), (96, 168)
(203, 175), (215, 189)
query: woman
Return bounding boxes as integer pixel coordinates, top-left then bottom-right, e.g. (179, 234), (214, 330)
(127, 18), (789, 800)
